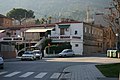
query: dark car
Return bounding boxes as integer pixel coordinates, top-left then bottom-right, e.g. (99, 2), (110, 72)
(0, 56), (4, 69)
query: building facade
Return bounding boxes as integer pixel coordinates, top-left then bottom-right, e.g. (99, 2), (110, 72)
(83, 23), (104, 55)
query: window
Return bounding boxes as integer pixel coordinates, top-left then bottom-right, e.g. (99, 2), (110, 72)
(89, 28), (91, 33)
(75, 30), (78, 35)
(92, 30), (94, 34)
(60, 28), (65, 35)
(66, 28), (69, 31)
(85, 27), (87, 33)
(75, 44), (79, 47)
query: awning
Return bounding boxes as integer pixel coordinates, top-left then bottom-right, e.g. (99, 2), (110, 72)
(25, 28), (53, 32)
(58, 25), (70, 28)
(0, 30), (5, 33)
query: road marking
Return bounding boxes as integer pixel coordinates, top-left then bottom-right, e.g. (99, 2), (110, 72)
(50, 73), (61, 79)
(34, 72), (47, 78)
(0, 71), (7, 75)
(19, 72), (34, 78)
(4, 72), (21, 77)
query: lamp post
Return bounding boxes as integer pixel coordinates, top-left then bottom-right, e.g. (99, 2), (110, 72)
(116, 33), (118, 50)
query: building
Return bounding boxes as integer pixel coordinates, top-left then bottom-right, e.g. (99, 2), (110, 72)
(50, 21), (104, 55)
(0, 14), (13, 27)
(83, 23), (104, 55)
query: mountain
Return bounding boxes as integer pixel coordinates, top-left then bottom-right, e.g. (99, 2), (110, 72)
(0, 0), (112, 20)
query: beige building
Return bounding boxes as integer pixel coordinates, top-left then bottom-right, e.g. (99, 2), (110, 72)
(83, 23), (104, 55)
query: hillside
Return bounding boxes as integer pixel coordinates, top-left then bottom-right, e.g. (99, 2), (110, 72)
(0, 0), (111, 20)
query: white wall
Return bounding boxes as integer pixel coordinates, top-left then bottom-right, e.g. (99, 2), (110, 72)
(71, 41), (83, 55)
(70, 23), (83, 55)
(51, 24), (60, 36)
(70, 23), (83, 39)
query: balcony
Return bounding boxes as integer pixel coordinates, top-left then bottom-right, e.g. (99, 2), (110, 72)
(0, 37), (23, 42)
(50, 35), (81, 40)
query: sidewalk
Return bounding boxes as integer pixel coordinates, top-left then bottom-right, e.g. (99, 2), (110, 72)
(60, 64), (118, 80)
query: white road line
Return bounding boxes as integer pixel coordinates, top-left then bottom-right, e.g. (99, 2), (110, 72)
(4, 72), (21, 77)
(19, 72), (34, 78)
(0, 71), (7, 75)
(50, 73), (61, 79)
(34, 72), (47, 78)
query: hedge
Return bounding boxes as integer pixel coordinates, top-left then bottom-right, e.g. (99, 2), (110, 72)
(46, 43), (72, 54)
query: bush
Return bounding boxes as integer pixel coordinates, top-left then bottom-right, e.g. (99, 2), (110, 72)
(46, 43), (72, 54)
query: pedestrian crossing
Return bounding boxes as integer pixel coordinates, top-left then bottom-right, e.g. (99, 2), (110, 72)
(0, 71), (61, 79)
(34, 72), (47, 78)
(4, 72), (21, 77)
(19, 72), (34, 78)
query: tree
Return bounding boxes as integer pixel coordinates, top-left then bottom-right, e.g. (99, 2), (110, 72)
(6, 8), (35, 25)
(103, 0), (120, 49)
(35, 19), (40, 24)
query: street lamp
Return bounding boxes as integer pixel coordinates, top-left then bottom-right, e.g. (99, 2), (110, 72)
(116, 33), (118, 50)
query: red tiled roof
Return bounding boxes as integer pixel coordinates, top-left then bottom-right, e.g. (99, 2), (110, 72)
(56, 21), (82, 24)
(4, 23), (56, 30)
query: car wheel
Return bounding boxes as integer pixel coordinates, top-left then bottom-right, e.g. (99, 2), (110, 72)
(64, 55), (66, 57)
(1, 66), (4, 69)
(34, 58), (36, 60)
(31, 57), (35, 60)
(40, 56), (42, 59)
(37, 57), (40, 59)
(0, 66), (4, 69)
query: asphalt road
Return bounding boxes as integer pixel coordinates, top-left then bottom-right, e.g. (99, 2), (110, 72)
(0, 57), (92, 80)
(1, 55), (120, 80)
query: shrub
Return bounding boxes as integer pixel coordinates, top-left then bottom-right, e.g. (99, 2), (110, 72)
(46, 42), (72, 54)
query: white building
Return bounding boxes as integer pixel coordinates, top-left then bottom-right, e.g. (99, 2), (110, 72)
(50, 21), (84, 55)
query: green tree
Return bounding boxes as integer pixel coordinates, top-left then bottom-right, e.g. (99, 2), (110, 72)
(6, 8), (35, 25)
(35, 19), (40, 24)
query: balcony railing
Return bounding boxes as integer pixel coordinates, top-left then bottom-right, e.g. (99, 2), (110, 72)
(50, 35), (81, 40)
(0, 37), (23, 42)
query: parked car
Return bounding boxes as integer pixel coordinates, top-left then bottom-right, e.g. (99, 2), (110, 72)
(33, 50), (42, 59)
(21, 51), (36, 60)
(58, 49), (75, 57)
(0, 56), (4, 69)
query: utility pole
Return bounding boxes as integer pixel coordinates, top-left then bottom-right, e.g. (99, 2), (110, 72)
(24, 12), (27, 50)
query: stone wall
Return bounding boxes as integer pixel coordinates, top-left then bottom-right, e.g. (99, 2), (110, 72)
(0, 43), (16, 59)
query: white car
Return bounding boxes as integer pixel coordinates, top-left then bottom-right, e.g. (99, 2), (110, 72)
(0, 56), (4, 69)
(21, 51), (36, 60)
(33, 50), (42, 59)
(58, 49), (75, 57)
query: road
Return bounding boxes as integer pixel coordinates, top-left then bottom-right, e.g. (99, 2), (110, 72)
(0, 56), (120, 80)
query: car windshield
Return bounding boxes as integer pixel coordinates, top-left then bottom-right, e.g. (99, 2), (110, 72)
(62, 50), (69, 53)
(24, 51), (33, 54)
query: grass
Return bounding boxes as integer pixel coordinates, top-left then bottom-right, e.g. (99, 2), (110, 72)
(96, 63), (120, 78)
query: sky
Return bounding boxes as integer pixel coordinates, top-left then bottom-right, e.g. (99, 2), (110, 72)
(0, 0), (112, 20)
